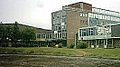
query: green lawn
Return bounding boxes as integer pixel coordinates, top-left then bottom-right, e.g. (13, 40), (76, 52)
(0, 47), (120, 59)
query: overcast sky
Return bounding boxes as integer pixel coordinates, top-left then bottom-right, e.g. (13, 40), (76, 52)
(0, 0), (120, 29)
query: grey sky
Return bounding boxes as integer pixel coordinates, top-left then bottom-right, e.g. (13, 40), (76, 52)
(0, 0), (120, 29)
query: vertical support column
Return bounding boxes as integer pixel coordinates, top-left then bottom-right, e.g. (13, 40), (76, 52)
(88, 15), (90, 26)
(105, 39), (107, 48)
(45, 34), (46, 39)
(36, 33), (37, 40)
(96, 40), (99, 48)
(91, 40), (94, 48)
(112, 39), (114, 48)
(103, 39), (105, 48)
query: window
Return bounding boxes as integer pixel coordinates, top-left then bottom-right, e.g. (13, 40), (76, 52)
(90, 28), (94, 35)
(37, 34), (39, 38)
(83, 13), (85, 17)
(58, 27), (61, 30)
(85, 14), (88, 17)
(83, 20), (84, 23)
(80, 13), (82, 16)
(108, 39), (112, 44)
(80, 20), (82, 23)
(89, 13), (93, 18)
(86, 20), (88, 23)
(80, 29), (82, 36)
(82, 29), (86, 36)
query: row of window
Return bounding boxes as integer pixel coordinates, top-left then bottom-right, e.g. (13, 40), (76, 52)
(80, 26), (111, 37)
(80, 20), (87, 24)
(54, 33), (66, 39)
(52, 11), (62, 18)
(89, 18), (120, 26)
(52, 17), (66, 24)
(92, 7), (120, 17)
(52, 24), (66, 31)
(80, 28), (110, 36)
(53, 15), (66, 20)
(79, 13), (88, 17)
(80, 28), (95, 36)
(52, 25), (61, 31)
(89, 13), (120, 22)
(36, 34), (52, 39)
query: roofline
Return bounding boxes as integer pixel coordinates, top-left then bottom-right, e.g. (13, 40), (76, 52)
(67, 2), (92, 6)
(51, 10), (62, 14)
(0, 22), (52, 31)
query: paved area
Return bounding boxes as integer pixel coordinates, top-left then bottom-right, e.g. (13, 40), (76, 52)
(0, 54), (120, 67)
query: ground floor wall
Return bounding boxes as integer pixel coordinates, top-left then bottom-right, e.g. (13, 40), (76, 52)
(78, 38), (120, 48)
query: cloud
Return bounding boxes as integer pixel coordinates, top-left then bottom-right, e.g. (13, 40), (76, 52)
(36, 0), (43, 8)
(37, 4), (43, 8)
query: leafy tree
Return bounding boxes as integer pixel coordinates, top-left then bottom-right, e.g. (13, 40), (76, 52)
(0, 22), (3, 40)
(6, 26), (13, 46)
(11, 21), (21, 47)
(0, 22), (4, 46)
(21, 28), (36, 47)
(0, 23), (12, 47)
(0, 21), (36, 47)
(0, 21), (21, 47)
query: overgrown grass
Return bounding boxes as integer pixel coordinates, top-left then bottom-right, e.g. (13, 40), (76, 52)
(83, 49), (120, 59)
(0, 47), (78, 56)
(0, 47), (120, 59)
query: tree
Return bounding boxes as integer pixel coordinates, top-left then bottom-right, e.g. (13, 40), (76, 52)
(0, 22), (3, 41)
(0, 23), (12, 47)
(21, 28), (36, 47)
(0, 21), (36, 47)
(0, 22), (4, 46)
(11, 21), (21, 47)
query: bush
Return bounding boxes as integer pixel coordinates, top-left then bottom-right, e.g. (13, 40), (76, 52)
(58, 44), (62, 48)
(76, 41), (88, 49)
(70, 44), (74, 48)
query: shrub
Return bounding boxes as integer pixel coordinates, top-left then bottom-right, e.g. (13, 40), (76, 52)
(76, 41), (88, 49)
(58, 44), (62, 48)
(70, 44), (74, 48)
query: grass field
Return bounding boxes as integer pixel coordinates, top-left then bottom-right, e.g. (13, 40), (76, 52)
(0, 47), (120, 59)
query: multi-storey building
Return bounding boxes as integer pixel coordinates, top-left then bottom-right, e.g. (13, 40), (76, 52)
(78, 7), (120, 48)
(52, 2), (120, 48)
(52, 2), (92, 47)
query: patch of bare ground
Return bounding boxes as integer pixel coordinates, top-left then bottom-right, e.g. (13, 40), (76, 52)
(0, 54), (120, 67)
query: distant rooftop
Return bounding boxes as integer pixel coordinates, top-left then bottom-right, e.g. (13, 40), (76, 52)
(0, 21), (51, 31)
